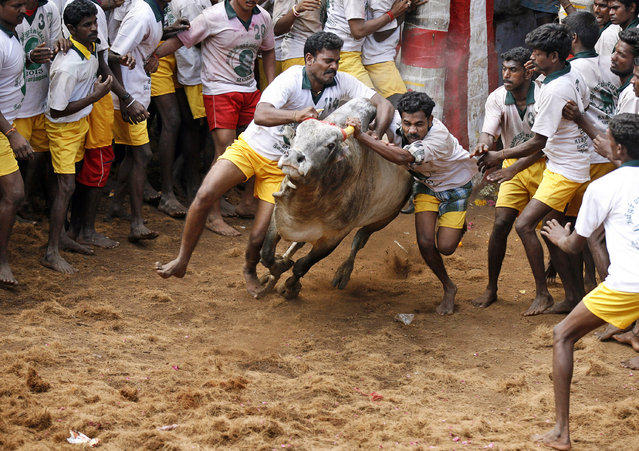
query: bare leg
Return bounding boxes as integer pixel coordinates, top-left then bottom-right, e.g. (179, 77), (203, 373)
(128, 143), (158, 242)
(0, 171), (25, 285)
(19, 151), (47, 220)
(243, 199), (275, 298)
(71, 183), (119, 248)
(175, 89), (203, 203)
(472, 206), (518, 308)
(582, 245), (597, 293)
(106, 145), (131, 221)
(586, 226), (609, 280)
(532, 302), (604, 450)
(235, 177), (257, 218)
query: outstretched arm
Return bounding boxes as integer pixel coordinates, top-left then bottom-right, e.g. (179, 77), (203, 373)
(479, 133), (547, 171)
(347, 118), (414, 166)
(254, 103), (319, 126)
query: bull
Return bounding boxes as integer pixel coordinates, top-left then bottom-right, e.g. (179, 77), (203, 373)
(258, 98), (413, 299)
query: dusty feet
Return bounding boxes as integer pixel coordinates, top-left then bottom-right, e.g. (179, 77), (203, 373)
(471, 288), (497, 308)
(158, 193), (187, 218)
(41, 250), (77, 274)
(128, 223), (159, 243)
(205, 213), (240, 237)
(155, 258), (187, 278)
(613, 330), (639, 352)
(60, 233), (94, 255)
(543, 300), (578, 315)
(522, 293), (554, 316)
(143, 183), (161, 203)
(594, 324), (624, 341)
(0, 262), (18, 286)
(436, 283), (457, 315)
(244, 267), (266, 298)
(76, 229), (119, 249)
(532, 428), (571, 450)
(621, 355), (639, 370)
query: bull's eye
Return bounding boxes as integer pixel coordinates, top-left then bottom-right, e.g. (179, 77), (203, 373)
(327, 143), (335, 151)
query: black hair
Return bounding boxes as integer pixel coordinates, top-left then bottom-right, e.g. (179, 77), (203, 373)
(397, 91), (436, 118)
(564, 11), (600, 49)
(500, 46), (532, 67)
(609, 113), (639, 158)
(610, 0), (639, 14)
(525, 23), (573, 61)
(618, 27), (639, 56)
(304, 32), (343, 57)
(63, 0), (97, 28)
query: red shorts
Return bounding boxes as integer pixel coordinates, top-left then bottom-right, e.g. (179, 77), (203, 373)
(203, 90), (261, 131)
(76, 144), (114, 188)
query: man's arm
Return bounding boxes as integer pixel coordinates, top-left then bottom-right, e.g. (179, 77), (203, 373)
(49, 75), (113, 118)
(471, 132), (496, 156)
(369, 93), (395, 138)
(0, 112), (33, 160)
(347, 0), (409, 39)
(261, 48), (276, 86)
(562, 99), (598, 140)
(274, 0), (321, 35)
(541, 219), (587, 254)
(98, 50), (148, 124)
(486, 150), (544, 183)
(354, 129), (414, 165)
(253, 103), (319, 126)
(479, 133), (547, 170)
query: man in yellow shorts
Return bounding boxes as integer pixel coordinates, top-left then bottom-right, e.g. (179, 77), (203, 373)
(156, 31), (395, 300)
(536, 113), (639, 451)
(273, 0), (322, 72)
(43, 0), (113, 274)
(349, 91), (477, 316)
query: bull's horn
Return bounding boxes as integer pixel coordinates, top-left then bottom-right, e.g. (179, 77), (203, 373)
(286, 180), (297, 190)
(341, 125), (355, 140)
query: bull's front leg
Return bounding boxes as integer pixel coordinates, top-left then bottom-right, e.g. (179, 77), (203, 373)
(259, 218), (304, 295)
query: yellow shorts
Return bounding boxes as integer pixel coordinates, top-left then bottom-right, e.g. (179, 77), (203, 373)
(496, 158), (546, 212)
(14, 114), (49, 152)
(113, 112), (149, 147)
(532, 168), (584, 212)
(364, 61), (407, 98)
(183, 84), (206, 119)
(0, 129), (20, 177)
(565, 162), (616, 217)
(150, 53), (178, 97)
(281, 57), (305, 72)
(45, 116), (89, 174)
(583, 283), (639, 329)
(339, 51), (375, 89)
(257, 57), (283, 91)
(414, 194), (467, 229)
(85, 94), (114, 149)
(218, 134), (284, 204)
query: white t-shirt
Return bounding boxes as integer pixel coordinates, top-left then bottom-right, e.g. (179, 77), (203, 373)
(324, 0), (367, 53)
(532, 64), (593, 182)
(107, 0), (132, 43)
(362, 0), (399, 65)
(405, 118), (477, 192)
(110, 0), (163, 109)
(569, 53), (620, 164)
(616, 81), (639, 114)
(575, 164), (639, 292)
(177, 2), (275, 96)
(595, 23), (621, 57)
(15, 1), (61, 118)
(0, 27), (26, 124)
(165, 0), (208, 86)
(242, 65), (376, 161)
(273, 0), (322, 60)
(46, 40), (99, 123)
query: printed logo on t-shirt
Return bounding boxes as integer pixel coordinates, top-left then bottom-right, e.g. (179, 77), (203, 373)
(510, 132), (534, 148)
(227, 43), (257, 82)
(626, 196), (639, 250)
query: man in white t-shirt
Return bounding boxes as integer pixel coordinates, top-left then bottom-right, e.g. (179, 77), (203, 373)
(347, 91), (476, 315)
(535, 112), (639, 450)
(152, 0), (276, 236)
(273, 0), (322, 71)
(594, 0), (622, 57)
(480, 23), (592, 316)
(0, 0), (32, 286)
(156, 31), (395, 299)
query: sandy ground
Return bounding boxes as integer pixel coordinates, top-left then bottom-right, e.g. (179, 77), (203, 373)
(1, 203), (638, 450)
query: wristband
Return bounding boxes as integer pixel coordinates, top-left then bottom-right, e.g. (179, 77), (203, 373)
(3, 127), (17, 137)
(27, 49), (34, 64)
(292, 5), (300, 17)
(386, 10), (395, 22)
(126, 98), (136, 108)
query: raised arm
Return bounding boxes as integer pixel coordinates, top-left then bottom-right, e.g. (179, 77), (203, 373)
(369, 93), (395, 138)
(347, 0), (409, 39)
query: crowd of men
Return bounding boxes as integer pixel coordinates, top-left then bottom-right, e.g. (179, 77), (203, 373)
(1, 0), (639, 449)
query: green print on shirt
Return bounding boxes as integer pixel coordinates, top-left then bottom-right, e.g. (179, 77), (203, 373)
(25, 36), (42, 70)
(227, 44), (257, 81)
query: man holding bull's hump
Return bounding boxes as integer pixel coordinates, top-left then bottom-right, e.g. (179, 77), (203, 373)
(155, 31), (395, 298)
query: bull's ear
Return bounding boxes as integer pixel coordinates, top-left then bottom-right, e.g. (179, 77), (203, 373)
(282, 125), (296, 147)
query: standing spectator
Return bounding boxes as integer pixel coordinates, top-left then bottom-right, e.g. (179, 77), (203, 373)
(273, 0), (322, 71)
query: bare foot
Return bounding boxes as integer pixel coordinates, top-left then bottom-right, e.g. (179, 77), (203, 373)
(436, 283), (457, 315)
(522, 293), (554, 316)
(155, 259), (187, 278)
(471, 288), (497, 308)
(144, 183), (160, 203)
(128, 223), (159, 243)
(205, 214), (240, 237)
(594, 324), (625, 341)
(612, 331), (639, 352)
(105, 200), (131, 222)
(543, 300), (578, 315)
(235, 201), (256, 219)
(244, 267), (267, 298)
(621, 356), (639, 370)
(0, 262), (18, 286)
(158, 194), (187, 218)
(532, 427), (571, 450)
(76, 229), (119, 249)
(220, 198), (237, 218)
(60, 234), (94, 255)
(40, 251), (77, 274)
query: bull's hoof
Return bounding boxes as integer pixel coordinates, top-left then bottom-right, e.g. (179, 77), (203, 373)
(279, 277), (302, 299)
(332, 261), (354, 289)
(258, 274), (279, 296)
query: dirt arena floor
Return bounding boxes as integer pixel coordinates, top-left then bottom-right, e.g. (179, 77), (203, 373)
(1, 203), (638, 449)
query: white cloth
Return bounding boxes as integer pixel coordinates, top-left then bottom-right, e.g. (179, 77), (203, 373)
(407, 118), (477, 192)
(15, 1), (62, 118)
(575, 165), (639, 292)
(242, 65), (376, 161)
(324, 0), (367, 52)
(46, 42), (99, 123)
(107, 0), (132, 45)
(532, 65), (593, 183)
(362, 0), (399, 65)
(109, 0), (162, 109)
(165, 0), (208, 86)
(595, 23), (621, 58)
(273, 0), (322, 60)
(177, 2), (275, 95)
(616, 82), (639, 114)
(0, 29), (26, 123)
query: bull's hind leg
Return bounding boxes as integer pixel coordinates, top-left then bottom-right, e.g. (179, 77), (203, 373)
(332, 214), (398, 289)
